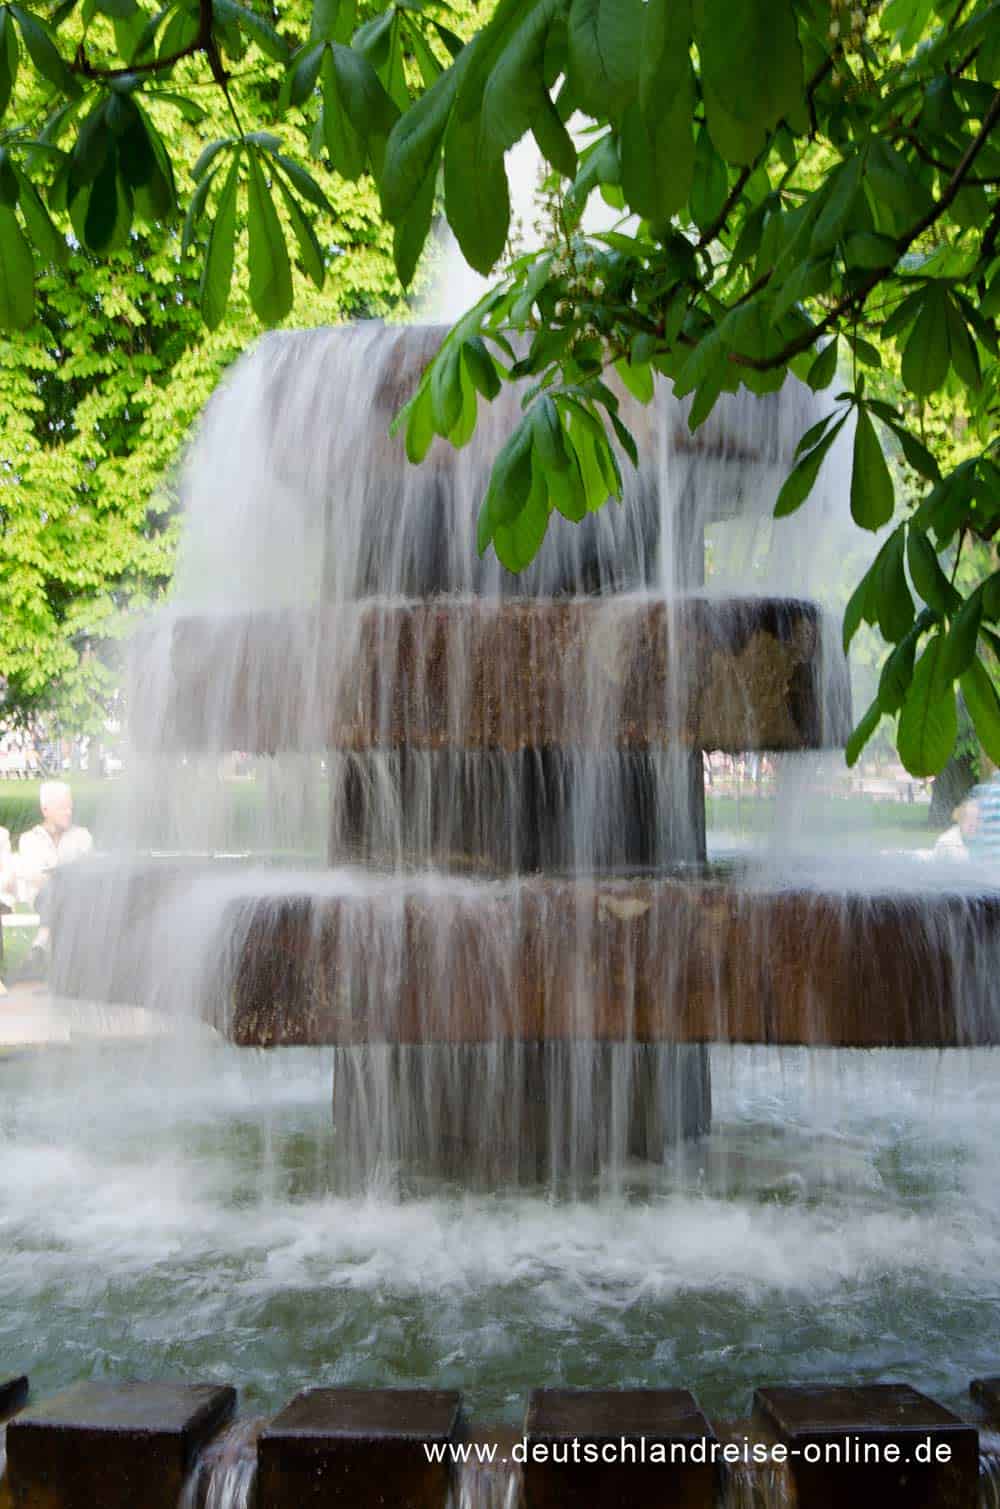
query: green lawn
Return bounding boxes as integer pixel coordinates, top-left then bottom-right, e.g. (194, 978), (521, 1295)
(706, 793), (935, 850)
(1, 776), (938, 855)
(1, 923), (35, 978)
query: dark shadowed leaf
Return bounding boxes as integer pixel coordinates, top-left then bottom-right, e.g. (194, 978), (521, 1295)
(246, 149), (293, 323)
(690, 125), (727, 231)
(443, 112), (509, 274)
(567, 0), (642, 119)
(850, 407), (894, 531)
(806, 339), (837, 391)
(943, 590), (983, 681)
(321, 46), (366, 180)
(774, 414), (847, 517)
(200, 151), (240, 329)
(0, 204), (33, 328)
(961, 657), (1000, 764)
(897, 632), (958, 776)
(0, 11), (19, 120)
(392, 152), (436, 285)
(274, 175), (325, 287)
(876, 526), (914, 643)
(907, 526), (962, 616)
(901, 284), (950, 396)
(381, 63), (457, 221)
(696, 0), (804, 163)
(846, 697), (881, 767)
(10, 6), (78, 94)
(14, 166), (67, 265)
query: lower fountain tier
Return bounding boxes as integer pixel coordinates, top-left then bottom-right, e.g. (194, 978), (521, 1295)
(131, 595), (849, 755)
(49, 861), (1000, 1049)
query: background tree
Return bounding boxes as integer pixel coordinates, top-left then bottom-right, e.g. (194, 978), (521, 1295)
(0, 0), (408, 728)
(0, 0), (998, 776)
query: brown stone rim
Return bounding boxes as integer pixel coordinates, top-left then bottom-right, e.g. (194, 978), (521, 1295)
(130, 595), (850, 755)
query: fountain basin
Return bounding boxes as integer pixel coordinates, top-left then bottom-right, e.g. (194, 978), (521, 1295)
(49, 861), (1000, 1049)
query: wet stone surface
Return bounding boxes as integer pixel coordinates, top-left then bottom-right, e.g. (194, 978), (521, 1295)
(5, 1380), (235, 1509)
(754, 1383), (978, 1509)
(0, 1379), (28, 1420)
(257, 1387), (461, 1508)
(523, 1388), (717, 1509)
(972, 1376), (1000, 1422)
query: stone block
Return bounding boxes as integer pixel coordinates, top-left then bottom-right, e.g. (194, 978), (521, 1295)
(6, 1380), (235, 1509)
(754, 1383), (978, 1508)
(523, 1388), (717, 1509)
(0, 1379), (28, 1420)
(256, 1388), (461, 1508)
(972, 1376), (1000, 1422)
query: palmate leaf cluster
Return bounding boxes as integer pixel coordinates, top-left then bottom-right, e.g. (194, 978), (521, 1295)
(0, 0), (998, 771)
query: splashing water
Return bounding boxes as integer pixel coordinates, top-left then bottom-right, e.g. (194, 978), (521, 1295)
(20, 237), (1000, 1409)
(46, 316), (886, 1187)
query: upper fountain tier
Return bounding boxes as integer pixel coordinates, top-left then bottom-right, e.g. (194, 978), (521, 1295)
(134, 323), (848, 761)
(165, 321), (832, 609)
(133, 596), (848, 757)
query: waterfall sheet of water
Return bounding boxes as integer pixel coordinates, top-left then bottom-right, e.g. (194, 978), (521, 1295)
(178, 1418), (261, 1509)
(720, 1461), (796, 1509)
(448, 1454), (523, 1509)
(981, 1431), (1000, 1509)
(45, 317), (1000, 1187)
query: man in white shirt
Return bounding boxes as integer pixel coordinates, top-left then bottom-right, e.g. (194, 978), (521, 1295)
(17, 781), (93, 965)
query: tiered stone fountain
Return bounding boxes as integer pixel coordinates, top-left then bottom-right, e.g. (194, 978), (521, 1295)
(16, 323), (1000, 1509)
(49, 323), (1000, 1189)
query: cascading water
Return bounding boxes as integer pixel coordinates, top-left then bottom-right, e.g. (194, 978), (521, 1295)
(47, 319), (865, 1187)
(981, 1431), (1000, 1508)
(7, 310), (1000, 1425)
(447, 1439), (523, 1509)
(179, 1418), (262, 1509)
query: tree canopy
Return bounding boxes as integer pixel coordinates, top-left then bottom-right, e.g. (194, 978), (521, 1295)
(0, 0), (406, 727)
(0, 0), (998, 774)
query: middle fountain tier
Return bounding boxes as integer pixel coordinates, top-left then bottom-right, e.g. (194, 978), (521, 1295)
(53, 321), (853, 1186)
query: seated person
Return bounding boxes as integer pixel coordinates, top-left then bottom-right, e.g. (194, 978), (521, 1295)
(17, 781), (93, 966)
(933, 799), (979, 860)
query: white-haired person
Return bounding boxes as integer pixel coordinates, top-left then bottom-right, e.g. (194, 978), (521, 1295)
(17, 781), (93, 971)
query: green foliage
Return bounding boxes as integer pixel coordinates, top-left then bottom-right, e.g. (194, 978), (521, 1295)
(377, 0), (1000, 779)
(0, 0), (409, 727)
(0, 0), (998, 775)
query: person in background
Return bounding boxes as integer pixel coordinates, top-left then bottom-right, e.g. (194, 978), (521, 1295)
(933, 799), (980, 860)
(17, 781), (93, 968)
(966, 769), (1000, 864)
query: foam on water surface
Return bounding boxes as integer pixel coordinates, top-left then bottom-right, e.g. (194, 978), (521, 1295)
(3, 1036), (1000, 1419)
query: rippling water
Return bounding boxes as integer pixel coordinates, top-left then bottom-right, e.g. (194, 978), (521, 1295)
(3, 1029), (999, 1420)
